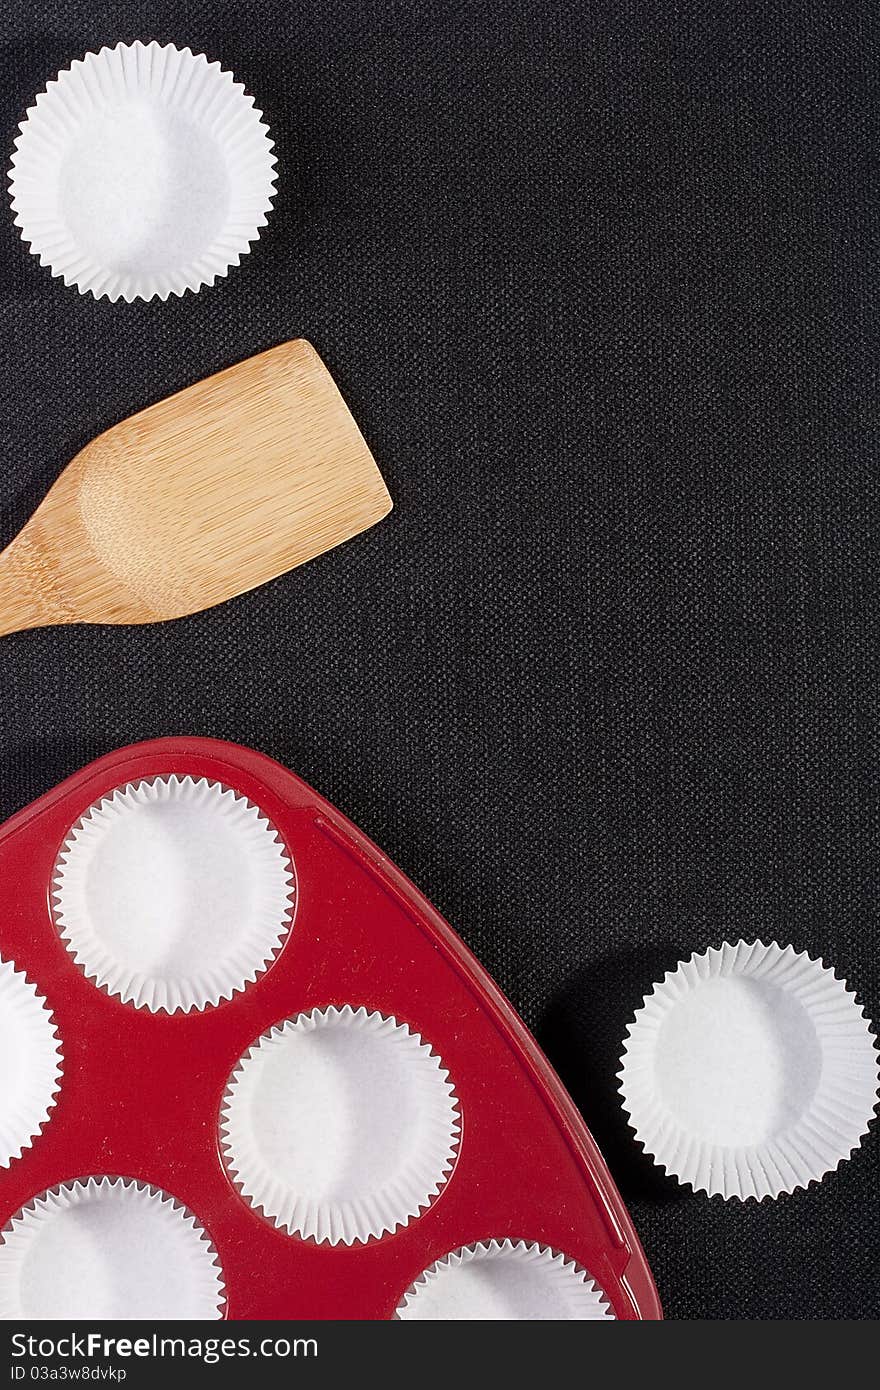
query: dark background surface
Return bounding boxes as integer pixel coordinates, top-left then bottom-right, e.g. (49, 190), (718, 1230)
(0, 0), (878, 1319)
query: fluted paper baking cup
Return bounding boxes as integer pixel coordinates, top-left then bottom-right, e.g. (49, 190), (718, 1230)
(396, 1239), (614, 1320)
(619, 940), (879, 1199)
(9, 40), (277, 301)
(0, 958), (62, 1169)
(0, 1177), (224, 1319)
(221, 1005), (461, 1245)
(52, 774), (295, 1014)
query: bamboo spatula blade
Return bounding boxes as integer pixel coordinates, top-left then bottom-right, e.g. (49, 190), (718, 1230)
(0, 340), (392, 636)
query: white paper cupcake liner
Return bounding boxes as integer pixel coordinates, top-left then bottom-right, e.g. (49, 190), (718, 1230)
(0, 959), (62, 1169)
(619, 940), (879, 1200)
(0, 1177), (224, 1320)
(396, 1239), (614, 1320)
(9, 40), (277, 302)
(221, 1005), (461, 1245)
(52, 774), (295, 1014)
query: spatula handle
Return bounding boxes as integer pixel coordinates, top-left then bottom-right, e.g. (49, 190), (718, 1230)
(0, 536), (70, 637)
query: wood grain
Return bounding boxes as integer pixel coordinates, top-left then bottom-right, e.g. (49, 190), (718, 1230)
(0, 340), (392, 636)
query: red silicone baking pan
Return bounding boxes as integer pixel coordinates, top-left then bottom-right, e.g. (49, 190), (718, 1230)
(0, 736), (661, 1320)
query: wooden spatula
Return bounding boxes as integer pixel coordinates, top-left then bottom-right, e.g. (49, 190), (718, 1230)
(0, 340), (392, 637)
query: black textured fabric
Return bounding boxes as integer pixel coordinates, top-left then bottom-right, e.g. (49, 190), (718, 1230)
(0, 0), (877, 1320)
